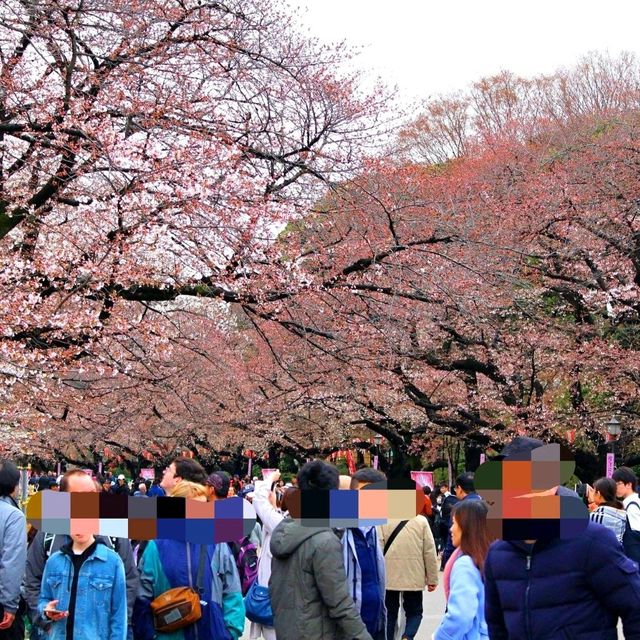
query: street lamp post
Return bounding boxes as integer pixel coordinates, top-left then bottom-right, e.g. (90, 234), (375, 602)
(606, 415), (622, 478)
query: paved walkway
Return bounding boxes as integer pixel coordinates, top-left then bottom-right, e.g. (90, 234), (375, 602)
(240, 583), (626, 639)
(240, 585), (446, 640)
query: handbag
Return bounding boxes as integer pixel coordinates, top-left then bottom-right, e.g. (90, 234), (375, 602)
(150, 544), (207, 632)
(244, 579), (274, 627)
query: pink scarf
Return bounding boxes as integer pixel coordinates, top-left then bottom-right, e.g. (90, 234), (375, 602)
(443, 547), (463, 602)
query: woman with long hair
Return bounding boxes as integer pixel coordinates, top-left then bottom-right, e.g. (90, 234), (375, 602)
(434, 499), (491, 640)
(589, 477), (627, 544)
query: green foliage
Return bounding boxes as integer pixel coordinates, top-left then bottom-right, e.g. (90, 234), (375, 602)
(582, 384), (613, 410)
(605, 322), (640, 350)
(335, 458), (349, 475)
(278, 219), (307, 241)
(590, 118), (620, 139)
(540, 292), (576, 323)
(279, 454), (299, 474)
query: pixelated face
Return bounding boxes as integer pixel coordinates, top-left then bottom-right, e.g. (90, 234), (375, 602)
(66, 474), (97, 493)
(475, 443), (588, 540)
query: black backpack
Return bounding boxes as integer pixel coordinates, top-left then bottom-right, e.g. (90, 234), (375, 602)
(623, 500), (640, 564)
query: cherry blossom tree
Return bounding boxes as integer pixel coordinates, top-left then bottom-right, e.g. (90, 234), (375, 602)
(0, 0), (388, 457)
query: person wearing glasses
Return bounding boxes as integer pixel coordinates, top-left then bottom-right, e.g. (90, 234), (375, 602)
(613, 466), (640, 563)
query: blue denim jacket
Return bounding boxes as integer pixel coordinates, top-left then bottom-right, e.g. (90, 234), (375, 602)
(38, 541), (127, 640)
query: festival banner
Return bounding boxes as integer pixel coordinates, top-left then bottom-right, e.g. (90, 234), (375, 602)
(410, 471), (434, 489)
(140, 468), (155, 480)
(606, 453), (615, 478)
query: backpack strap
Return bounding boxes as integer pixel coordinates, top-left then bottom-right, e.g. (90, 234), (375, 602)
(43, 533), (56, 558)
(384, 520), (408, 556)
(625, 499), (640, 531)
(195, 545), (208, 596)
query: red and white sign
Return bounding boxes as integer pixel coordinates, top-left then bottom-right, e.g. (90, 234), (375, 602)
(140, 468), (155, 480)
(411, 471), (434, 489)
(262, 468), (278, 479)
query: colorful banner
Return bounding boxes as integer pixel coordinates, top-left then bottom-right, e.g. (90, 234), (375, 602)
(410, 471), (434, 489)
(140, 468), (155, 480)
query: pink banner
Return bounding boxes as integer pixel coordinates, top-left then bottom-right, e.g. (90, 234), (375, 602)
(411, 471), (434, 489)
(83, 469), (93, 476)
(606, 453), (615, 478)
(140, 468), (155, 480)
(480, 454), (486, 464)
(373, 455), (379, 470)
(262, 468), (278, 479)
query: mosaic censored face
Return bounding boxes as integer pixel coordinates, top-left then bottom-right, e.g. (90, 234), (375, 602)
(475, 443), (589, 540)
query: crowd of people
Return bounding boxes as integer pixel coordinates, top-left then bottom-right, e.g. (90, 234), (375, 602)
(1, 436), (640, 639)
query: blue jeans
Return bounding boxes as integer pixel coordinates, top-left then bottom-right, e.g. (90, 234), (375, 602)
(385, 590), (423, 640)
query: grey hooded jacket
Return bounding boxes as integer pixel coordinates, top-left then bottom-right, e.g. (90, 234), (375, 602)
(0, 495), (27, 614)
(270, 519), (373, 640)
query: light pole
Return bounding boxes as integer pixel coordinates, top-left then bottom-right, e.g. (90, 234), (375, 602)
(606, 415), (622, 477)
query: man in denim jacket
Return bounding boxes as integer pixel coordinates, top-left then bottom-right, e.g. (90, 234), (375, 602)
(38, 532), (127, 640)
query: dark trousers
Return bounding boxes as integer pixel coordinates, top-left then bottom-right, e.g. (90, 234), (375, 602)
(385, 590), (423, 640)
(0, 600), (25, 640)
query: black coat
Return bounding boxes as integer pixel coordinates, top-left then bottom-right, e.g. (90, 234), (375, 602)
(484, 521), (640, 640)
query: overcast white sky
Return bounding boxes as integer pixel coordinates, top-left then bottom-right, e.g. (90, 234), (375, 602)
(288, 0), (640, 102)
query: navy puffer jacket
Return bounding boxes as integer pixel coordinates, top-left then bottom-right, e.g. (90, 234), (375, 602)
(484, 522), (640, 640)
